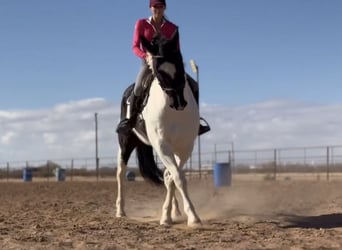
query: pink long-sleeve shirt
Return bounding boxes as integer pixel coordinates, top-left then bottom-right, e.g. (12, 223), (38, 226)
(132, 16), (180, 59)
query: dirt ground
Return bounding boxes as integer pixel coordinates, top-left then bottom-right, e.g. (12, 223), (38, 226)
(0, 177), (341, 250)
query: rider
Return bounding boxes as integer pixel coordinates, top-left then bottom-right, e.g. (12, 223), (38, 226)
(116, 0), (210, 136)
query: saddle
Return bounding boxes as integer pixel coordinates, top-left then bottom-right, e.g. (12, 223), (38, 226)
(126, 71), (154, 114)
(120, 71), (155, 136)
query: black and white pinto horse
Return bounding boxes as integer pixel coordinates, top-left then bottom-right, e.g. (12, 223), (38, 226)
(116, 33), (201, 227)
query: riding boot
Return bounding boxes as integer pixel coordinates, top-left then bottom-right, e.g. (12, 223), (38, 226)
(116, 93), (138, 134)
(186, 74), (211, 136)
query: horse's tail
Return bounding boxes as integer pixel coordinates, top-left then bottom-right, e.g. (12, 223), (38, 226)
(136, 144), (164, 185)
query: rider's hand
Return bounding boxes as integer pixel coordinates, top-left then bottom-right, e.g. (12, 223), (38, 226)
(145, 53), (152, 65)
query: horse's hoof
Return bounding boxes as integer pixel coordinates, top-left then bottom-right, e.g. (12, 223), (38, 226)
(160, 222), (172, 228)
(160, 218), (172, 227)
(188, 221), (202, 228)
(116, 212), (126, 218)
(187, 218), (202, 228)
(160, 223), (171, 228)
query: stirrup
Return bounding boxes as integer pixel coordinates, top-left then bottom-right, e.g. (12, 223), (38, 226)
(198, 117), (211, 136)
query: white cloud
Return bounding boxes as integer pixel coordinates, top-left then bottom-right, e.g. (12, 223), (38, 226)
(43, 133), (57, 144)
(0, 98), (341, 164)
(200, 100), (342, 150)
(1, 131), (16, 145)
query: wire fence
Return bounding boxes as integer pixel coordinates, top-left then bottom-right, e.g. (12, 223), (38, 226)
(1, 145), (342, 181)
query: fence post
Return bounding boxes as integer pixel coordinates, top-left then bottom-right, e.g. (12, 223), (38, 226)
(47, 161), (50, 182)
(96, 157), (100, 181)
(326, 146), (330, 181)
(71, 159), (74, 181)
(6, 162), (9, 182)
(273, 149), (277, 180)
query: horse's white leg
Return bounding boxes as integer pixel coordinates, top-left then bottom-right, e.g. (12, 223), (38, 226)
(173, 168), (200, 226)
(171, 156), (183, 219)
(154, 144), (201, 226)
(116, 148), (127, 217)
(161, 170), (181, 226)
(160, 170), (174, 226)
(172, 193), (181, 219)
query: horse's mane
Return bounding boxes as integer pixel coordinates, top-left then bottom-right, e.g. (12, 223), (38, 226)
(141, 32), (187, 110)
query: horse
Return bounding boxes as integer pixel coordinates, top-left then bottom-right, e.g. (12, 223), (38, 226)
(115, 33), (201, 227)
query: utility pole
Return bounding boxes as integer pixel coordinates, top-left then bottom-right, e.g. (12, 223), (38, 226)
(95, 113), (99, 181)
(190, 59), (202, 179)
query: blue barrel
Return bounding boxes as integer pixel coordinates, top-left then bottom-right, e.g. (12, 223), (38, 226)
(126, 171), (136, 181)
(213, 162), (231, 187)
(23, 168), (33, 182)
(55, 168), (66, 181)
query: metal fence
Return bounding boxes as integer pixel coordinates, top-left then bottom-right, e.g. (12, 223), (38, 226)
(1, 145), (342, 181)
(212, 145), (342, 181)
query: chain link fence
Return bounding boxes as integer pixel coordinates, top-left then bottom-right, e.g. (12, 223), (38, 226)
(1, 145), (342, 181)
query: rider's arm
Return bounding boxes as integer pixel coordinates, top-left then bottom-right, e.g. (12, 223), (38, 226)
(132, 19), (147, 59)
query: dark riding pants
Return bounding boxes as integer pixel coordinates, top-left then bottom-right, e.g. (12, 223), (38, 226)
(133, 61), (149, 97)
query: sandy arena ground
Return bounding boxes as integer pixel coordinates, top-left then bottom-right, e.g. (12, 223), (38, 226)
(0, 176), (341, 249)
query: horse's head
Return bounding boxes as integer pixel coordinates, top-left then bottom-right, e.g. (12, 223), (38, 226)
(141, 31), (187, 110)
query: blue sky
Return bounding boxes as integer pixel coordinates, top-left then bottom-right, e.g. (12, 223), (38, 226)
(1, 1), (342, 163)
(1, 0), (341, 109)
